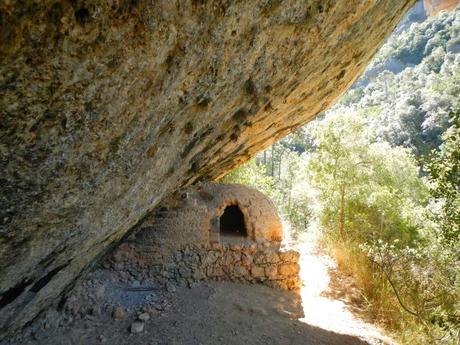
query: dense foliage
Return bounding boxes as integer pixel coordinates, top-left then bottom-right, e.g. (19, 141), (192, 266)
(307, 112), (428, 244)
(222, 147), (313, 235)
(371, 8), (460, 69)
(309, 111), (459, 344)
(324, 8), (460, 157)
(220, 5), (460, 344)
(424, 109), (460, 243)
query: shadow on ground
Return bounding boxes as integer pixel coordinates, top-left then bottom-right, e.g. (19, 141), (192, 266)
(3, 278), (371, 345)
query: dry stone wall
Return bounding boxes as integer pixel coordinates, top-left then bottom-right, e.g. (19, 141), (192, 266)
(111, 242), (301, 292)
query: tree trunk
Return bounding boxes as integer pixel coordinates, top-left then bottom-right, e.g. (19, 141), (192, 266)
(287, 178), (292, 213)
(278, 153), (282, 180)
(271, 146), (275, 177)
(338, 184), (346, 240)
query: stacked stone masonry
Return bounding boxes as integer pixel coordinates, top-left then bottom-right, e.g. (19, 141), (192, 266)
(109, 183), (301, 292)
(111, 242), (301, 292)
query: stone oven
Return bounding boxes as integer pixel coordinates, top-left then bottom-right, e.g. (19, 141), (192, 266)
(111, 183), (300, 292)
(174, 183), (284, 246)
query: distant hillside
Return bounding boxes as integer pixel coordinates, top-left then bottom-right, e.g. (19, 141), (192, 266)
(395, 1), (427, 35)
(317, 5), (460, 157)
(355, 1), (460, 88)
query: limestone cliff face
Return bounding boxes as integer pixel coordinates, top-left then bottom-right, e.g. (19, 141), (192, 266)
(0, 0), (414, 337)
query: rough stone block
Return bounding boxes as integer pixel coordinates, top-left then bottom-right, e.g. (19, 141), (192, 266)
(241, 253), (253, 266)
(286, 277), (302, 291)
(251, 266), (265, 278)
(207, 266), (225, 278)
(203, 251), (220, 266)
(278, 263), (300, 276)
(234, 265), (249, 278)
(265, 266), (278, 280)
(278, 250), (300, 263)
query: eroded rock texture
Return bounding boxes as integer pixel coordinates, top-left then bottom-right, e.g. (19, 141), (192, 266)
(0, 0), (414, 337)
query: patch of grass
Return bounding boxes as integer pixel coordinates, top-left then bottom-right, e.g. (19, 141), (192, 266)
(323, 239), (437, 345)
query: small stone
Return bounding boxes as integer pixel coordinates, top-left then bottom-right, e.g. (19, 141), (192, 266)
(234, 303), (247, 312)
(130, 321), (144, 333)
(99, 335), (107, 343)
(154, 303), (164, 311)
(138, 312), (150, 322)
(203, 251), (220, 266)
(192, 270), (206, 280)
(250, 307), (268, 316)
(95, 285), (106, 299)
(112, 307), (126, 320)
(165, 282), (176, 292)
(90, 306), (101, 317)
(130, 279), (141, 287)
(178, 266), (192, 278)
(286, 277), (302, 291)
(253, 253), (266, 264)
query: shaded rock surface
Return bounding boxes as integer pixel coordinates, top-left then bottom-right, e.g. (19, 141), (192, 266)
(0, 0), (415, 337)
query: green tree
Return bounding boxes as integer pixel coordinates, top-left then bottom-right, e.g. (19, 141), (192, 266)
(220, 159), (278, 201)
(424, 109), (460, 243)
(308, 111), (427, 243)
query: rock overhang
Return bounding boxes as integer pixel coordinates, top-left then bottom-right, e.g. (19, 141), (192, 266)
(0, 0), (416, 338)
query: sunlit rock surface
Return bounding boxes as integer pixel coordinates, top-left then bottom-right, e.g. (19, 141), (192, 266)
(0, 0), (415, 337)
(424, 0), (460, 15)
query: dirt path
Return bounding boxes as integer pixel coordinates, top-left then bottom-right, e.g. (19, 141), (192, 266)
(295, 232), (395, 345)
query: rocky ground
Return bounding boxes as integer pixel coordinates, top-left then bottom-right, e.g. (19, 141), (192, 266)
(1, 263), (374, 345)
